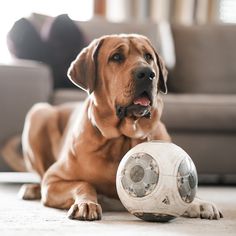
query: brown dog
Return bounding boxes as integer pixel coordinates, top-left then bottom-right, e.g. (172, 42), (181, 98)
(20, 34), (222, 221)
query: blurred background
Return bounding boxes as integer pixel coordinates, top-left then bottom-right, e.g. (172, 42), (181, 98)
(0, 0), (236, 185)
(0, 0), (236, 61)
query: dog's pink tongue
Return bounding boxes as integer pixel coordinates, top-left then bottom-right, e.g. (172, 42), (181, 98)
(133, 96), (150, 106)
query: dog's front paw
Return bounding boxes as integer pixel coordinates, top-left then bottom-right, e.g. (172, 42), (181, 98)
(67, 202), (102, 221)
(184, 198), (223, 220)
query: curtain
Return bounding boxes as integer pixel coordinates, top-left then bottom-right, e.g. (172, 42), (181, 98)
(151, 0), (220, 24)
(106, 0), (220, 25)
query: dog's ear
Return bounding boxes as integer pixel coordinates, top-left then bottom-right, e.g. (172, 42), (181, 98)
(67, 38), (104, 94)
(155, 53), (168, 94)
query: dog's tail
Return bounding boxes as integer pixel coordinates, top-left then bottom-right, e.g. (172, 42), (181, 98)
(0, 135), (26, 172)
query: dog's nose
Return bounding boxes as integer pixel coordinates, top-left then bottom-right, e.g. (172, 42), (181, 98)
(134, 67), (155, 81)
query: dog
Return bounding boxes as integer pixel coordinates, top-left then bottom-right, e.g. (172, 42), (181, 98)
(19, 34), (223, 221)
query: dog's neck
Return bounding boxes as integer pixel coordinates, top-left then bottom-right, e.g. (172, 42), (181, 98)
(117, 108), (160, 139)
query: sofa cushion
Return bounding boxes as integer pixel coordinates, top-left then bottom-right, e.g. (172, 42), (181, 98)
(75, 18), (160, 51)
(169, 24), (236, 94)
(0, 60), (53, 144)
(52, 89), (87, 105)
(162, 94), (236, 132)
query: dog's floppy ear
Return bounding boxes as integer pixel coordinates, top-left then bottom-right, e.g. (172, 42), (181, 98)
(155, 53), (168, 94)
(67, 38), (104, 94)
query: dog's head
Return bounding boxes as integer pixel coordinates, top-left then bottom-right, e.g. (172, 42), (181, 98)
(68, 34), (167, 120)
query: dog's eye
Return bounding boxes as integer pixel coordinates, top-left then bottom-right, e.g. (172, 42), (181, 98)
(110, 53), (124, 63)
(144, 53), (153, 61)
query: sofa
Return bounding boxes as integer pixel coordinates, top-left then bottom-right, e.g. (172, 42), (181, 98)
(0, 16), (235, 184)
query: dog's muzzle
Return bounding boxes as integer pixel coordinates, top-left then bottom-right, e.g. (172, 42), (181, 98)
(116, 66), (155, 120)
(116, 104), (151, 119)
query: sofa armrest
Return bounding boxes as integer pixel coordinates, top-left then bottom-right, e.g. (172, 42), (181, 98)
(0, 59), (53, 145)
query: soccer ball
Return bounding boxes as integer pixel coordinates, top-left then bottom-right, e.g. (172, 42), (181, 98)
(116, 141), (198, 222)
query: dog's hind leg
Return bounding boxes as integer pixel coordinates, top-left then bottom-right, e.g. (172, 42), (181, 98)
(18, 183), (41, 200)
(19, 103), (63, 200)
(22, 103), (62, 177)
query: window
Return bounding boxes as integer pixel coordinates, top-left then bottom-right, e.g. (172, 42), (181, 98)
(219, 0), (236, 23)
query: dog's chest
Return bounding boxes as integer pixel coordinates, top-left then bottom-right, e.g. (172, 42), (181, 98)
(81, 137), (144, 197)
(101, 136), (144, 162)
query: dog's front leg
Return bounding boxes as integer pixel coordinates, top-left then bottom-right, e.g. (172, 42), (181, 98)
(41, 178), (102, 221)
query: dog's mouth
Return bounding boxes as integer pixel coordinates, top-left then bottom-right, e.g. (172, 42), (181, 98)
(133, 91), (151, 107)
(116, 92), (152, 119)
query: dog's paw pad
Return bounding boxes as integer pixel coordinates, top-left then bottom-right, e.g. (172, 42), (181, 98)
(68, 202), (102, 221)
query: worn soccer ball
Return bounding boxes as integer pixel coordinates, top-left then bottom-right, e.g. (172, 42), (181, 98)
(116, 141), (198, 222)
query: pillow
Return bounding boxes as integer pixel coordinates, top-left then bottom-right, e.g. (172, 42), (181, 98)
(43, 14), (88, 88)
(7, 14), (88, 89)
(7, 18), (52, 63)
